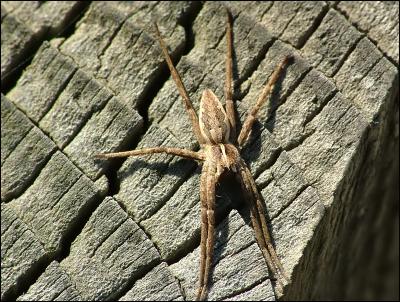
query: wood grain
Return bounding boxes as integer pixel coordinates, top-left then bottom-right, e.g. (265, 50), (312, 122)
(1, 1), (398, 301)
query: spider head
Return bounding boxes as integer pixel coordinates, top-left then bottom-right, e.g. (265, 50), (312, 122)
(199, 89), (230, 144)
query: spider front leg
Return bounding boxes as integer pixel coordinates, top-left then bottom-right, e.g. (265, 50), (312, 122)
(197, 160), (219, 301)
(224, 8), (236, 141)
(154, 23), (205, 145)
(95, 147), (205, 161)
(238, 56), (292, 147)
(236, 159), (288, 291)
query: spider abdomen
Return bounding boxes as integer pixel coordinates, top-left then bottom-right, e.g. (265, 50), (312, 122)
(199, 89), (231, 144)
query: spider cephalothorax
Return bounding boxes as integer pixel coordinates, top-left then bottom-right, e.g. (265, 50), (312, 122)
(97, 9), (291, 301)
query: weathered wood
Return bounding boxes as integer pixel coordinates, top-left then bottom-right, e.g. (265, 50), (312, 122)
(59, 197), (161, 300)
(1, 151), (104, 300)
(16, 261), (83, 301)
(6, 41), (144, 181)
(334, 37), (397, 121)
(1, 95), (56, 202)
(336, 1), (399, 64)
(119, 262), (184, 301)
(302, 9), (363, 77)
(59, 1), (194, 109)
(1, 204), (48, 300)
(1, 1), (398, 301)
(7, 43), (78, 122)
(1, 1), (86, 86)
(116, 124), (197, 222)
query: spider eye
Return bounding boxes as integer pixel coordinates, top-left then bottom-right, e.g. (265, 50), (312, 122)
(199, 89), (230, 144)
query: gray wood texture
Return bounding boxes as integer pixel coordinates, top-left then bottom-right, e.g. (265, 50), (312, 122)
(1, 1), (398, 301)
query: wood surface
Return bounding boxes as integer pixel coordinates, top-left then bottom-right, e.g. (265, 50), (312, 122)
(1, 1), (398, 301)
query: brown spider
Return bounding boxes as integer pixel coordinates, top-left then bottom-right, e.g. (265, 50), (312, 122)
(96, 9), (291, 301)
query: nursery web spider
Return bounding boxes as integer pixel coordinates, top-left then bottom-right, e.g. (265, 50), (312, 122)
(96, 9), (291, 301)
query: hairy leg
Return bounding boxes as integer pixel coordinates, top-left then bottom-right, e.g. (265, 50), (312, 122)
(197, 161), (218, 301)
(236, 160), (287, 290)
(95, 147), (205, 161)
(238, 56), (292, 147)
(224, 8), (236, 141)
(197, 161), (209, 300)
(154, 23), (205, 145)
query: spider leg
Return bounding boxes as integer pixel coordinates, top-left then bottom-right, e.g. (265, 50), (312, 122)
(95, 147), (205, 161)
(238, 56), (292, 147)
(236, 160), (288, 288)
(224, 8), (236, 141)
(154, 23), (205, 145)
(197, 160), (218, 301)
(197, 161), (209, 300)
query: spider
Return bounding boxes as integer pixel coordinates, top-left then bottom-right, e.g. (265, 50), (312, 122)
(96, 9), (291, 301)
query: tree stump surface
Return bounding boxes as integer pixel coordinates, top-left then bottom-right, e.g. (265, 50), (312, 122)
(1, 1), (398, 301)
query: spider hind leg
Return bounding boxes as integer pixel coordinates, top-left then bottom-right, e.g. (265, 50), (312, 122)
(197, 160), (219, 301)
(235, 160), (288, 290)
